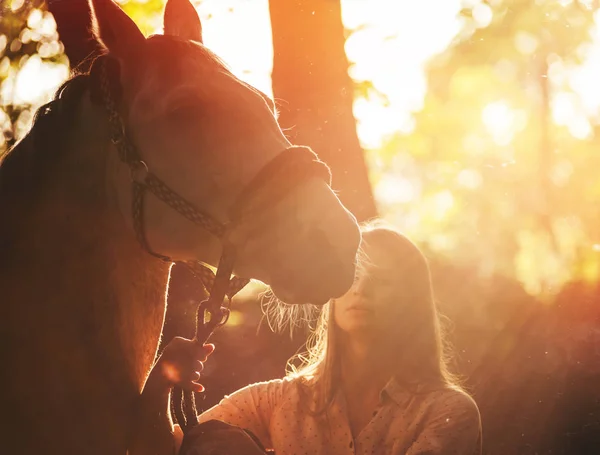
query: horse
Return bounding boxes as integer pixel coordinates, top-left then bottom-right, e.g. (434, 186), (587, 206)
(0, 0), (360, 453)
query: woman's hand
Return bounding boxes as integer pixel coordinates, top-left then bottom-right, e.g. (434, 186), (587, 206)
(155, 337), (215, 393)
(133, 338), (214, 455)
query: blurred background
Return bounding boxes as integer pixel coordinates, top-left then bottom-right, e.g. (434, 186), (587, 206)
(2, 0), (600, 453)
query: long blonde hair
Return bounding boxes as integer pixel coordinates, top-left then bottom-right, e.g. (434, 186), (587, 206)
(285, 220), (465, 414)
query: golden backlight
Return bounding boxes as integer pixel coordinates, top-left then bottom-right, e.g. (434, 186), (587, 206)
(4, 0), (600, 294)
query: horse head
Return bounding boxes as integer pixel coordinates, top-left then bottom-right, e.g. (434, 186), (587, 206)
(90, 0), (361, 306)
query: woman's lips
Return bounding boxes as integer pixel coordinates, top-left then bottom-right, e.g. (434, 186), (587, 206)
(347, 305), (374, 313)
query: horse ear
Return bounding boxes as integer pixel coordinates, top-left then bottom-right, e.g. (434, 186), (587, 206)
(89, 0), (145, 57)
(164, 0), (203, 43)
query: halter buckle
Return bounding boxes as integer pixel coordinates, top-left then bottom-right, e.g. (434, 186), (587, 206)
(195, 298), (229, 344)
(216, 307), (231, 328)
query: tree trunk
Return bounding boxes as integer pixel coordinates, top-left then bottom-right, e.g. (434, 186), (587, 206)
(47, 0), (101, 71)
(269, 0), (377, 222)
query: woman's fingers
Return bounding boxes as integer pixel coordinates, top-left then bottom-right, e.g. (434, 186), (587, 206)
(190, 381), (205, 393)
(187, 371), (201, 383)
(179, 380), (205, 393)
(159, 338), (216, 390)
(194, 343), (215, 362)
(175, 362), (205, 387)
(167, 338), (214, 362)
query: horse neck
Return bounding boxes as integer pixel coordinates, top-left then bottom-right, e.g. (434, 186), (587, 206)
(0, 85), (172, 452)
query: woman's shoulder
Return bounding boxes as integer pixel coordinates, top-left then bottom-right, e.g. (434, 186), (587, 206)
(426, 386), (481, 420)
(237, 376), (299, 392)
(223, 376), (300, 402)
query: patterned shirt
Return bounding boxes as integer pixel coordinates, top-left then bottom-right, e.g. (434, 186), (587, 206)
(198, 376), (482, 455)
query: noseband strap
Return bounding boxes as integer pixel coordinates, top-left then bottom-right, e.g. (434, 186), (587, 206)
(90, 55), (332, 433)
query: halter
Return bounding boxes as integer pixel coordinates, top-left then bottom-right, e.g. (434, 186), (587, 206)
(89, 56), (331, 433)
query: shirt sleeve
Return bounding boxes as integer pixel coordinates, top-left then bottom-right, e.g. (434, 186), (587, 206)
(197, 378), (289, 449)
(405, 390), (482, 455)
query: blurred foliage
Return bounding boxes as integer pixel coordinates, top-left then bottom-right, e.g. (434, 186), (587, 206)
(370, 0), (600, 296)
(0, 0), (68, 150)
(117, 0), (166, 35)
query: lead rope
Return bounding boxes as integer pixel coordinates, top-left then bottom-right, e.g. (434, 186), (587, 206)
(173, 243), (245, 432)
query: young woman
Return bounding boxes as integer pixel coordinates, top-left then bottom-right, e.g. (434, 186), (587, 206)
(133, 221), (482, 455)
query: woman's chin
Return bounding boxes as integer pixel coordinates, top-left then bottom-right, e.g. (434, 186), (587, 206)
(337, 312), (378, 334)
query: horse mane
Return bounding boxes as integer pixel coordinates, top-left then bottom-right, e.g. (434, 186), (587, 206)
(0, 73), (91, 206)
(0, 60), (107, 271)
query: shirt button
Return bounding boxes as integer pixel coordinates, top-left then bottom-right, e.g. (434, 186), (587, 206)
(349, 440), (353, 448)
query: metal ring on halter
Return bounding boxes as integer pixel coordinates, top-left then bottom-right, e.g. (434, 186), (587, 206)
(129, 160), (149, 184)
(216, 307), (231, 328)
(195, 299), (230, 342)
(197, 298), (228, 326)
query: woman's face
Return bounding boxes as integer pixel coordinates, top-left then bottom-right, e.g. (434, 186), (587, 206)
(333, 240), (400, 336)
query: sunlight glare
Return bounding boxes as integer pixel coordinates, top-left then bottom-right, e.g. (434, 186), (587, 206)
(13, 55), (68, 105)
(548, 58), (567, 86)
(375, 175), (415, 205)
(514, 31), (539, 55)
(568, 9), (600, 119)
(457, 169), (483, 189)
(226, 310), (245, 327)
(429, 233), (454, 251)
(0, 109), (9, 131)
(552, 92), (577, 125)
(10, 0), (25, 12)
(27, 9), (43, 29)
(353, 98), (409, 149)
(232, 279), (267, 301)
(568, 117), (592, 139)
(195, 0), (274, 97)
(481, 101), (518, 146)
(342, 0), (463, 148)
(472, 3), (493, 28)
(552, 92), (592, 139)
(432, 190), (455, 220)
(39, 11), (59, 38)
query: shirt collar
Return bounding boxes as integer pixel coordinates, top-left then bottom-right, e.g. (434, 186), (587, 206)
(381, 376), (441, 407)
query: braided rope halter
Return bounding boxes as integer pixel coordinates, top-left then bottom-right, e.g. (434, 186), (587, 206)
(90, 56), (332, 433)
